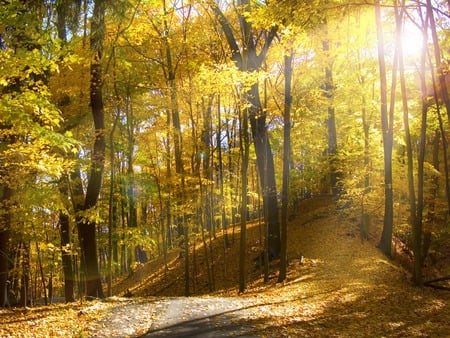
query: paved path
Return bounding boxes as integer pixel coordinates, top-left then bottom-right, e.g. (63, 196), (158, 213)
(89, 296), (262, 338)
(142, 297), (260, 337)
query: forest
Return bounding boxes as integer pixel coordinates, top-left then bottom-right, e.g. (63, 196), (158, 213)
(1, 0), (450, 320)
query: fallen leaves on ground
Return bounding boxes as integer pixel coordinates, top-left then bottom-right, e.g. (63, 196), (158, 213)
(2, 197), (450, 337)
(0, 300), (109, 337)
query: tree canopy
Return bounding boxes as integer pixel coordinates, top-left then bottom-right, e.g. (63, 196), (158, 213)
(1, 0), (450, 305)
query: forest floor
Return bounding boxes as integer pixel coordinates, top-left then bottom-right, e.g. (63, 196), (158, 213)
(1, 196), (450, 337)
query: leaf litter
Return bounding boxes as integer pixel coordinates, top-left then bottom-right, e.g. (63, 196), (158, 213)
(1, 197), (450, 337)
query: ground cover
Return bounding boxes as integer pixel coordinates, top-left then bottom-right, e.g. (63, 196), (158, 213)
(1, 197), (449, 337)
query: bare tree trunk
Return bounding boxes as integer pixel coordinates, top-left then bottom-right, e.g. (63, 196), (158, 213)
(239, 104), (250, 293)
(278, 52), (292, 283)
(59, 210), (75, 302)
(322, 37), (339, 197)
(107, 112), (120, 297)
(0, 227), (10, 307)
(0, 186), (12, 307)
(413, 6), (431, 286)
(375, 0), (394, 257)
(20, 242), (30, 307)
(397, 2), (417, 263)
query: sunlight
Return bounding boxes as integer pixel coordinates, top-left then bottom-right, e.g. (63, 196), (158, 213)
(400, 25), (423, 59)
(400, 16), (424, 61)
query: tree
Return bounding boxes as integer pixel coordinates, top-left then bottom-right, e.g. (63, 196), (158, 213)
(0, 0), (75, 306)
(75, 0), (106, 299)
(211, 0), (281, 258)
(239, 92), (250, 293)
(278, 49), (292, 283)
(322, 25), (339, 197)
(0, 187), (12, 307)
(375, 0), (395, 258)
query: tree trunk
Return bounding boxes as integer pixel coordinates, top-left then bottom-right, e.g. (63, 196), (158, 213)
(278, 53), (292, 283)
(239, 103), (250, 293)
(107, 113), (119, 297)
(248, 84), (281, 258)
(59, 211), (75, 302)
(76, 0), (106, 299)
(375, 0), (394, 257)
(397, 3), (417, 267)
(217, 95), (229, 251)
(322, 38), (339, 197)
(0, 186), (12, 307)
(0, 229), (9, 307)
(20, 242), (30, 307)
(125, 98), (138, 231)
(413, 8), (431, 286)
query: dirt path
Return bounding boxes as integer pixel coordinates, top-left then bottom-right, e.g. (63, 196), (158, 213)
(87, 209), (450, 337)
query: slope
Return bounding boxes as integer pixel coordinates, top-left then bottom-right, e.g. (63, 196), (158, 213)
(2, 196), (450, 337)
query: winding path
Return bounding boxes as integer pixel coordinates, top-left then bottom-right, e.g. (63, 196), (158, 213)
(89, 296), (264, 337)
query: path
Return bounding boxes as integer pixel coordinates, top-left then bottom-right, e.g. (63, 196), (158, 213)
(88, 296), (264, 337)
(142, 297), (259, 337)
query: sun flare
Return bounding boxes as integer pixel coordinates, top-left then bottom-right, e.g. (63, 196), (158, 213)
(400, 21), (424, 59)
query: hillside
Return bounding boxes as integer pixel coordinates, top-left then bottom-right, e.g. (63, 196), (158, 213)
(112, 196), (334, 297)
(105, 195), (450, 336)
(1, 196), (450, 337)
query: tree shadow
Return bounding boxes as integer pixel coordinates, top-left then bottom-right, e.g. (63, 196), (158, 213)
(140, 299), (286, 337)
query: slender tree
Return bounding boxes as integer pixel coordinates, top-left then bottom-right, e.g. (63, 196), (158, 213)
(278, 51), (292, 283)
(239, 100), (250, 293)
(375, 0), (394, 257)
(322, 27), (339, 197)
(397, 1), (417, 260)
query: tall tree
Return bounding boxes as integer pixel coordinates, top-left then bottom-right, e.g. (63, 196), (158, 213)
(211, 0), (281, 258)
(375, 0), (394, 257)
(239, 94), (250, 293)
(322, 25), (339, 197)
(397, 1), (416, 270)
(278, 50), (292, 283)
(55, 0), (83, 303)
(76, 0), (106, 298)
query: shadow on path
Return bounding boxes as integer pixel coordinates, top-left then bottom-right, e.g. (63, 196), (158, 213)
(140, 297), (284, 337)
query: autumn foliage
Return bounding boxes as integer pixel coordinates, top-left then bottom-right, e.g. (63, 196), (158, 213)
(0, 1), (449, 332)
